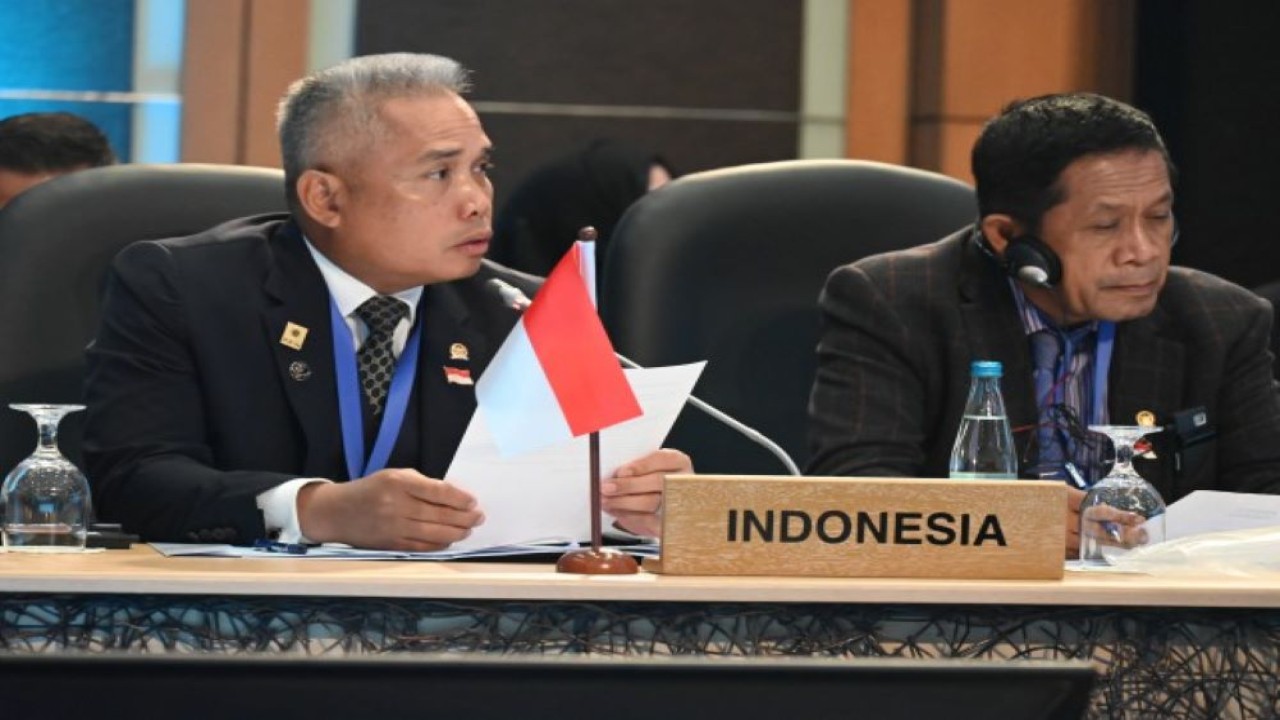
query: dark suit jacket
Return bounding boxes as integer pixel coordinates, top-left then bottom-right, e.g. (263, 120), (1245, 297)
(83, 214), (540, 543)
(807, 227), (1280, 502)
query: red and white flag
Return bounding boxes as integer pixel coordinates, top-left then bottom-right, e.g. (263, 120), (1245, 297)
(476, 242), (642, 457)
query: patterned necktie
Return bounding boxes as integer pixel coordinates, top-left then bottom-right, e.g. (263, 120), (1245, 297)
(1030, 329), (1066, 477)
(354, 295), (409, 417)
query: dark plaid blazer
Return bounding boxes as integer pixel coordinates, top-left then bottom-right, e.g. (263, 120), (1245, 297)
(807, 226), (1280, 502)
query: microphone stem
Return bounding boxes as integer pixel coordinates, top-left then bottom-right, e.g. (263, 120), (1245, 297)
(487, 277), (802, 476)
(615, 353), (802, 476)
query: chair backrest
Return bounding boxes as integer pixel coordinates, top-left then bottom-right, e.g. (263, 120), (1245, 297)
(0, 163), (287, 473)
(601, 159), (976, 474)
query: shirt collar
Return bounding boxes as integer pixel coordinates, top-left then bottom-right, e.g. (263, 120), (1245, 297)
(303, 236), (422, 322)
(1008, 279), (1098, 338)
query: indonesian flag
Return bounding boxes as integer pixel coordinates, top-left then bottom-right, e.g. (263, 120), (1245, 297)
(476, 242), (642, 457)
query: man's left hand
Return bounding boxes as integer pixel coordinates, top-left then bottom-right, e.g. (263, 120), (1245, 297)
(601, 448), (692, 537)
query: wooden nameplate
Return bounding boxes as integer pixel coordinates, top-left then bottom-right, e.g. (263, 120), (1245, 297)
(654, 475), (1065, 580)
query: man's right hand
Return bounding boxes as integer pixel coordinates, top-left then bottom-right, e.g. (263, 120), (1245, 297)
(296, 468), (484, 551)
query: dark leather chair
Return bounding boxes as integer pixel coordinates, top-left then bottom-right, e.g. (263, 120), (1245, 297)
(600, 159), (976, 474)
(0, 163), (287, 475)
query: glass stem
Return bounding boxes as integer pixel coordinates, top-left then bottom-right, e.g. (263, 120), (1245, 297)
(36, 420), (59, 454)
(1114, 442), (1133, 476)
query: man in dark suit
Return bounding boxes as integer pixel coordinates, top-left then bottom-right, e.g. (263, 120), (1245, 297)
(808, 93), (1280, 557)
(83, 53), (687, 548)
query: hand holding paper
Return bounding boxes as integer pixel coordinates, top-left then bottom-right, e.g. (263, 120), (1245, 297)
(446, 363), (703, 550)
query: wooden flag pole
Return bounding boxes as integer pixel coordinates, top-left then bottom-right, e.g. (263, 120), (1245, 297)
(556, 227), (638, 574)
(555, 433), (639, 575)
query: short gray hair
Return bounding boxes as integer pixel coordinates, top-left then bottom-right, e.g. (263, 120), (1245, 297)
(276, 53), (472, 209)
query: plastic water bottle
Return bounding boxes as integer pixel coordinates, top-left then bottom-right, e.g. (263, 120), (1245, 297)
(948, 360), (1017, 479)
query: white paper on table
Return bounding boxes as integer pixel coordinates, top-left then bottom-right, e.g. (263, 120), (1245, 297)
(1164, 490), (1280, 541)
(444, 362), (705, 551)
(148, 541), (665, 561)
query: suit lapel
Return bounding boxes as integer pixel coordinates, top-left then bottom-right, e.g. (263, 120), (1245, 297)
(261, 224), (344, 477)
(1109, 309), (1184, 423)
(417, 280), (488, 476)
(956, 239), (1039, 434)
(1109, 307), (1185, 498)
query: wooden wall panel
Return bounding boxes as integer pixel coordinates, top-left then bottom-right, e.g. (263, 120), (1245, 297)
(846, 0), (912, 163)
(242, 0), (309, 167)
(849, 0), (1135, 182)
(180, 0), (247, 163)
(181, 0), (307, 166)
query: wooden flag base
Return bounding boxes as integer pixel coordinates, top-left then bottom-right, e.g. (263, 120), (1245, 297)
(555, 429), (639, 574)
(555, 548), (639, 575)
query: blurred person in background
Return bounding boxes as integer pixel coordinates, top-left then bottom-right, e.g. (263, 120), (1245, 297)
(0, 111), (116, 209)
(488, 137), (673, 277)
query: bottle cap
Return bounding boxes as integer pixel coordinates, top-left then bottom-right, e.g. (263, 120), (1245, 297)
(970, 360), (1003, 378)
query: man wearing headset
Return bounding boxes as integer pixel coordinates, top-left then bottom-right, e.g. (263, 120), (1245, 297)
(807, 92), (1280, 557)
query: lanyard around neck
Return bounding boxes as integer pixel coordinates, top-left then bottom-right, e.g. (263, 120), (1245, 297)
(1090, 321), (1115, 426)
(329, 298), (423, 479)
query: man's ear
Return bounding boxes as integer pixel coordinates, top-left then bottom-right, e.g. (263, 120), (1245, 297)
(979, 214), (1025, 258)
(296, 169), (344, 229)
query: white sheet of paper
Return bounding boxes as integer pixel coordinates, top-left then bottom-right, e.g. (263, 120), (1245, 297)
(1165, 490), (1280, 540)
(444, 362), (705, 551)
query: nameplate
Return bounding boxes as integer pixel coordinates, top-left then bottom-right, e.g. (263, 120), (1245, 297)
(655, 475), (1065, 579)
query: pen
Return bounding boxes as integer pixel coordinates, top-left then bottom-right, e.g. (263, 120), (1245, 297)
(1063, 462), (1088, 490)
(252, 539), (309, 555)
(1065, 462), (1124, 543)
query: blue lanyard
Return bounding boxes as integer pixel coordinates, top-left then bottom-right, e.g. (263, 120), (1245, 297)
(1091, 321), (1115, 426)
(329, 298), (423, 479)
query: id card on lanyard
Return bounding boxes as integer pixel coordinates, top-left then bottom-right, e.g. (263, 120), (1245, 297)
(329, 298), (423, 480)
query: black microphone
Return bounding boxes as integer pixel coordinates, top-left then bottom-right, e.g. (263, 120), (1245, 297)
(488, 277), (532, 312)
(484, 277), (802, 475)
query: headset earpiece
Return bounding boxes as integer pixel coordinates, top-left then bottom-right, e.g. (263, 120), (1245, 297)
(1003, 234), (1062, 289)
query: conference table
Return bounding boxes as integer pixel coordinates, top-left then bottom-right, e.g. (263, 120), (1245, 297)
(0, 546), (1276, 719)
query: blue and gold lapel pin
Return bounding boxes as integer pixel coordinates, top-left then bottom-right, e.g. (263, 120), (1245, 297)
(280, 322), (308, 351)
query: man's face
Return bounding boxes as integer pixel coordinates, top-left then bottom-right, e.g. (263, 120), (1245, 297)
(1028, 149), (1175, 324)
(320, 92), (494, 293)
(0, 169), (58, 209)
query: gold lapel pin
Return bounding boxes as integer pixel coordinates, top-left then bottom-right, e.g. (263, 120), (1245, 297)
(1135, 410), (1156, 427)
(449, 342), (469, 361)
(280, 322), (308, 351)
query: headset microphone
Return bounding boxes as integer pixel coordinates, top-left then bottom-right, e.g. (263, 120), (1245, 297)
(484, 277), (802, 475)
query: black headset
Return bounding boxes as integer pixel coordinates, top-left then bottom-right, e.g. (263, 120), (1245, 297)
(1003, 233), (1062, 289)
(971, 225), (1062, 290)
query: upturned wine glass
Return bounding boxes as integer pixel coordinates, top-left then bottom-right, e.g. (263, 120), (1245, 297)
(1078, 425), (1166, 565)
(0, 404), (91, 552)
